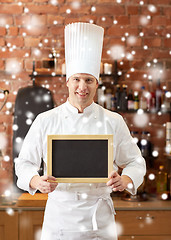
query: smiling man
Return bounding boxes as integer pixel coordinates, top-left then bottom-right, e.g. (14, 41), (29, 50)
(15, 22), (146, 240)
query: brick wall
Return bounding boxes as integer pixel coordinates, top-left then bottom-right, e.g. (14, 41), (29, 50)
(0, 0), (171, 194)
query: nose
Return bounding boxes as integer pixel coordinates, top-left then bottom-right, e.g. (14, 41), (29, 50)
(78, 80), (87, 91)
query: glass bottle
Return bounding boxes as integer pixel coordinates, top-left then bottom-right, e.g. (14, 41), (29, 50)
(127, 89), (134, 111)
(139, 86), (147, 110)
(147, 80), (155, 112)
(120, 84), (128, 112)
(115, 84), (121, 111)
(155, 79), (162, 112)
(97, 78), (105, 107)
(134, 91), (139, 110)
(156, 165), (168, 194)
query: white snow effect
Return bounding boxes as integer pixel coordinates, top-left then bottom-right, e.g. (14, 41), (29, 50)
(139, 16), (150, 26)
(148, 173), (155, 180)
(71, 1), (81, 9)
(133, 113), (149, 128)
(49, 0), (58, 6)
(127, 36), (137, 45)
(148, 4), (157, 13)
(6, 208), (14, 216)
(5, 59), (22, 74)
(110, 45), (125, 60)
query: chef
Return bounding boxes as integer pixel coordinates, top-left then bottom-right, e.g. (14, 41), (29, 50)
(15, 22), (146, 240)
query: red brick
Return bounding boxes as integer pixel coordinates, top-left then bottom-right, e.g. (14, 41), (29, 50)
(15, 15), (32, 26)
(115, 16), (130, 25)
(163, 7), (171, 16)
(6, 36), (24, 47)
(0, 4), (23, 14)
(0, 37), (5, 46)
(26, 4), (58, 14)
(78, 15), (97, 24)
(0, 14), (13, 26)
(127, 5), (139, 15)
(131, 49), (151, 60)
(96, 16), (113, 28)
(8, 26), (18, 36)
(164, 38), (171, 48)
(19, 26), (48, 36)
(0, 49), (31, 58)
(149, 0), (171, 4)
(91, 5), (125, 15)
(130, 16), (151, 26)
(141, 5), (161, 16)
(0, 27), (6, 36)
(24, 37), (40, 47)
(59, 4), (90, 15)
(108, 38), (125, 47)
(107, 26), (139, 37)
(144, 37), (162, 47)
(49, 26), (64, 36)
(152, 16), (168, 26)
(126, 36), (142, 47)
(31, 15), (47, 26)
(152, 49), (171, 59)
(142, 26), (165, 37)
(0, 60), (4, 70)
(47, 15), (64, 25)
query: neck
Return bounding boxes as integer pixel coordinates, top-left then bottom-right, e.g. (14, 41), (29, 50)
(68, 98), (93, 113)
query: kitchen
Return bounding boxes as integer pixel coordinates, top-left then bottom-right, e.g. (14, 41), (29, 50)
(0, 0), (171, 239)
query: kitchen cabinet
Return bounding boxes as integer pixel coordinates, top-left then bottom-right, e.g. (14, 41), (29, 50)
(0, 194), (171, 240)
(0, 210), (18, 240)
(19, 210), (44, 240)
(116, 210), (171, 240)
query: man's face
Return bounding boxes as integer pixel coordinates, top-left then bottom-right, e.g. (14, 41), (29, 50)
(66, 73), (98, 110)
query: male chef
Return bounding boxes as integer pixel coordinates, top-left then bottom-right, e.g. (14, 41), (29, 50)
(15, 22), (146, 240)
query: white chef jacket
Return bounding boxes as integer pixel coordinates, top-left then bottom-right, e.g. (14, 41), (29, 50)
(15, 100), (146, 240)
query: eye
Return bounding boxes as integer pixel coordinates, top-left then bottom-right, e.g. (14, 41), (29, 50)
(86, 78), (93, 83)
(73, 78), (80, 81)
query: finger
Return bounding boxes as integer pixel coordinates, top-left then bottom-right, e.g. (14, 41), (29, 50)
(109, 171), (118, 179)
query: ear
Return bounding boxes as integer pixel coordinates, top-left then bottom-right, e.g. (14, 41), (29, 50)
(66, 79), (69, 87)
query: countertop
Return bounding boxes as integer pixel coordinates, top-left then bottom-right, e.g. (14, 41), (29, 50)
(0, 193), (171, 211)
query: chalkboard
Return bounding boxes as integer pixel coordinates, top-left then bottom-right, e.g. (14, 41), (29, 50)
(47, 135), (113, 183)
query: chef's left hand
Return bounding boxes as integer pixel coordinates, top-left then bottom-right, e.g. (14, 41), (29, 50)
(106, 171), (133, 192)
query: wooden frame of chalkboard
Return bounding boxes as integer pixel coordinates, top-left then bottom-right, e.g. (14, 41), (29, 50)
(47, 135), (113, 183)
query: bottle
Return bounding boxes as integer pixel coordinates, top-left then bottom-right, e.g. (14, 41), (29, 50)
(105, 88), (113, 110)
(139, 86), (147, 110)
(162, 91), (171, 113)
(120, 84), (128, 112)
(115, 84), (121, 111)
(166, 122), (171, 155)
(138, 131), (152, 158)
(155, 79), (162, 112)
(147, 80), (155, 112)
(127, 89), (134, 111)
(138, 131), (154, 168)
(134, 91), (139, 110)
(156, 165), (168, 194)
(97, 78), (105, 107)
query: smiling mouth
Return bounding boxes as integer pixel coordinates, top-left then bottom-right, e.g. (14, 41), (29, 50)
(76, 92), (88, 97)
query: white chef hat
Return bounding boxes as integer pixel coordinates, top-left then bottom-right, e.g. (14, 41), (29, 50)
(65, 22), (104, 81)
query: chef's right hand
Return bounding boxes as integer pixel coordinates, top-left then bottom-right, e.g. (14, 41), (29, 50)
(29, 175), (58, 193)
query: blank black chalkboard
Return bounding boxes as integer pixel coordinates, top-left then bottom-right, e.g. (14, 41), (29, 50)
(47, 135), (113, 183)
